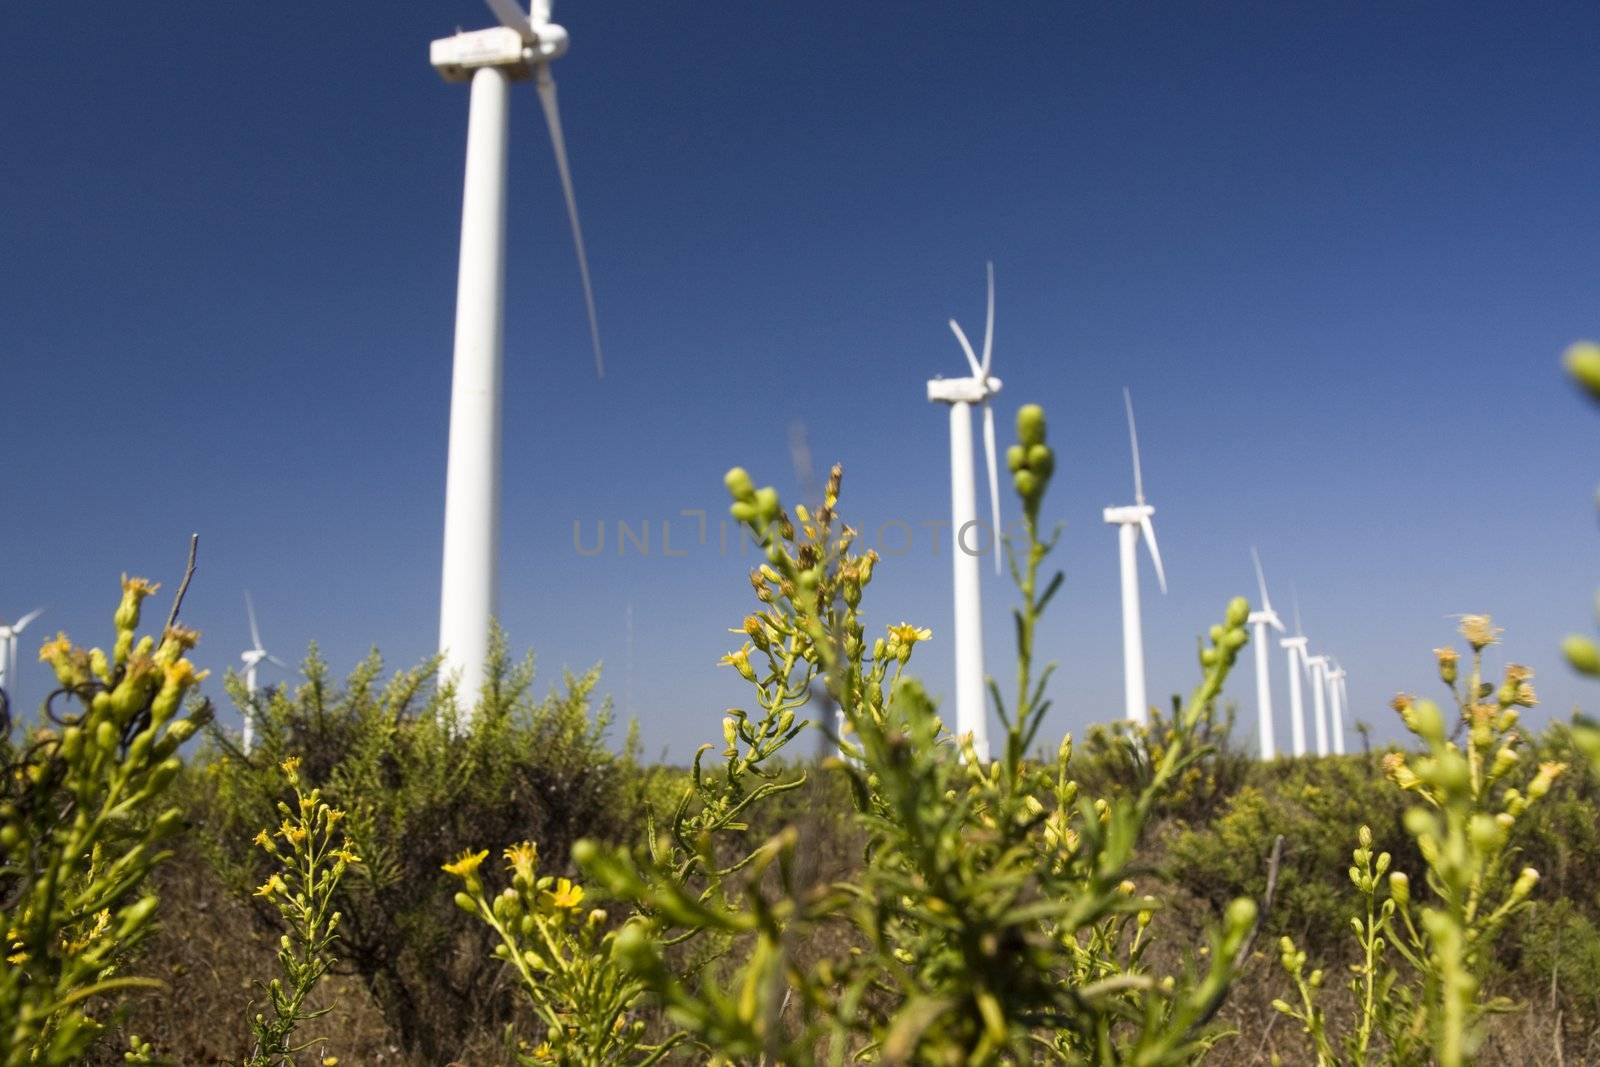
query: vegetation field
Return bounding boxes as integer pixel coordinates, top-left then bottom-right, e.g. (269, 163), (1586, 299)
(7, 354), (1600, 1065)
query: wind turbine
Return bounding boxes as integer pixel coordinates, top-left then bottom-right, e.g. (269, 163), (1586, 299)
(1326, 659), (1348, 756)
(1247, 548), (1284, 759)
(1304, 651), (1331, 757)
(0, 607), (46, 716)
(1279, 589), (1310, 757)
(431, 0), (605, 708)
(240, 592), (287, 754)
(926, 262), (1003, 761)
(1103, 389), (1167, 726)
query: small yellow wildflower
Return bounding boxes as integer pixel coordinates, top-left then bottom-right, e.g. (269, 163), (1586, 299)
(546, 878), (584, 911)
(255, 874), (287, 898)
(122, 575), (161, 597)
(887, 623), (932, 647)
(279, 756), (302, 779)
(37, 632), (73, 663)
(333, 846), (361, 865)
(443, 849), (489, 878)
(1458, 614), (1502, 651)
(278, 820), (308, 846)
(252, 829), (272, 849)
(530, 1043), (555, 1062)
(7, 951), (28, 965)
(322, 1058), (339, 1066)
(325, 808), (345, 827)
(718, 644), (757, 683)
(504, 841), (539, 880)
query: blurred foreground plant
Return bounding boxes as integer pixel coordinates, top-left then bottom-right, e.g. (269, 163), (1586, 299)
(0, 569), (210, 1066)
(566, 404), (1264, 1064)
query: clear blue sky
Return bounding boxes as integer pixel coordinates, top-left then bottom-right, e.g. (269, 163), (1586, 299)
(4, 2), (1596, 759)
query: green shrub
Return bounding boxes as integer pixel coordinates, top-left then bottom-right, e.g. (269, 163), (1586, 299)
(188, 631), (645, 1063)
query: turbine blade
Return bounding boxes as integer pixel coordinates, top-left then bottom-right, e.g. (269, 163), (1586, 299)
(1251, 546), (1273, 615)
(266, 654), (290, 669)
(1291, 582), (1304, 638)
(1139, 514), (1167, 594)
(948, 318), (983, 379)
(982, 400), (1001, 575)
(1123, 387), (1145, 506)
(531, 0), (552, 24)
(484, 0), (536, 39)
(980, 261), (995, 377)
(537, 69), (606, 379)
(13, 607), (45, 632)
(245, 590), (263, 651)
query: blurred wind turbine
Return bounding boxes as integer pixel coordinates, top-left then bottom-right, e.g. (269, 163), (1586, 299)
(1247, 548), (1284, 759)
(240, 591), (288, 754)
(1279, 588), (1310, 757)
(1326, 660), (1348, 756)
(927, 262), (1004, 761)
(0, 607), (46, 717)
(431, 0), (605, 708)
(1104, 389), (1167, 726)
(1305, 652), (1331, 757)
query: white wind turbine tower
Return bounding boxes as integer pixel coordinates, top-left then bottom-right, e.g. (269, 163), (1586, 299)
(1104, 390), (1168, 726)
(1279, 589), (1310, 757)
(1304, 651), (1331, 757)
(239, 591), (288, 754)
(1326, 659), (1348, 755)
(431, 0), (605, 707)
(1247, 548), (1285, 759)
(927, 262), (1004, 761)
(0, 607), (46, 716)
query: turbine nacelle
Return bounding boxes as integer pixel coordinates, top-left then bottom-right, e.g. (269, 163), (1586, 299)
(926, 376), (1001, 405)
(1279, 634), (1308, 652)
(1248, 608), (1284, 631)
(1102, 503), (1154, 526)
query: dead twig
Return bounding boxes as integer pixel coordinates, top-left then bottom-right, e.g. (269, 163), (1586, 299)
(162, 533), (200, 634)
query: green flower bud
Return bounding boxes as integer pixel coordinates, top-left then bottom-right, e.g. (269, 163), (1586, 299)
(1389, 871), (1410, 906)
(1017, 404), (1047, 447)
(1013, 470), (1039, 500)
(724, 467), (755, 501)
(1564, 341), (1600, 402)
(1026, 444), (1054, 479)
(454, 891), (477, 913)
(1563, 635), (1600, 677)
(1410, 700), (1447, 745)
(1005, 444), (1027, 473)
(1225, 597), (1251, 629)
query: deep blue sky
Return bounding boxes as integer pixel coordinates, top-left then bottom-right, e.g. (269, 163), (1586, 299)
(4, 2), (1597, 759)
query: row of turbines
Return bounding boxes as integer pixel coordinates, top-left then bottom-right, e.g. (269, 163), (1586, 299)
(14, 0), (1353, 763)
(928, 265), (1350, 763)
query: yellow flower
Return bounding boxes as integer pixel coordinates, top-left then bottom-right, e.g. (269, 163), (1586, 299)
(333, 847), (361, 865)
(37, 632), (73, 663)
(121, 576), (161, 598)
(254, 874), (287, 898)
(718, 644), (758, 683)
(545, 878), (584, 911)
(443, 849), (489, 878)
(279, 756), (302, 779)
(252, 829), (272, 849)
(887, 623), (932, 647)
(278, 820), (308, 847)
(530, 1043), (555, 1063)
(1457, 614), (1502, 651)
(322, 1058), (339, 1066)
(504, 841), (539, 880)
(7, 951), (28, 965)
(325, 809), (345, 827)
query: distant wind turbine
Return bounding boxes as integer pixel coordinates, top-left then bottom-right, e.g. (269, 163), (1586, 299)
(926, 262), (1004, 761)
(240, 591), (288, 754)
(431, 0), (605, 708)
(1247, 548), (1285, 759)
(1279, 588), (1310, 757)
(1305, 652), (1331, 757)
(1326, 660), (1348, 756)
(0, 607), (46, 717)
(1103, 389), (1167, 726)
